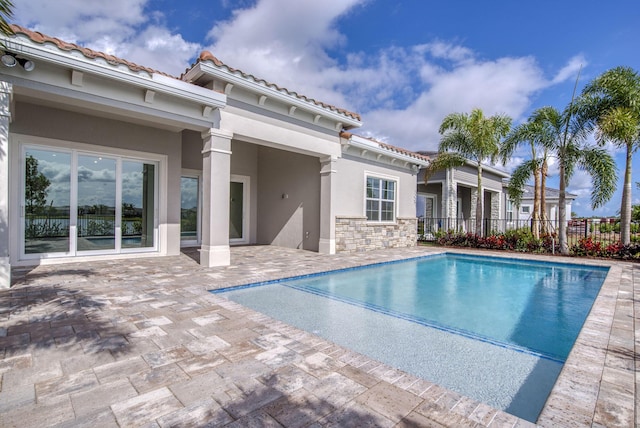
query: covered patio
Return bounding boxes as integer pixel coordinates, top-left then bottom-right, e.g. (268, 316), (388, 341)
(0, 246), (636, 427)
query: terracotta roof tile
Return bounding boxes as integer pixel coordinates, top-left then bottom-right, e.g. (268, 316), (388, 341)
(8, 24), (360, 124)
(193, 50), (361, 122)
(9, 24), (176, 78)
(340, 131), (430, 163)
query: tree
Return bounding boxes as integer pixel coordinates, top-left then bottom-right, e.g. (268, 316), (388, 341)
(25, 154), (50, 216)
(532, 105), (617, 254)
(579, 67), (640, 244)
(0, 0), (13, 38)
(438, 108), (512, 235)
(501, 117), (551, 239)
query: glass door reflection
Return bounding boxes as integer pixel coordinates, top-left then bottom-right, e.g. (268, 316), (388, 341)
(122, 161), (155, 249)
(24, 148), (71, 254)
(77, 155), (116, 252)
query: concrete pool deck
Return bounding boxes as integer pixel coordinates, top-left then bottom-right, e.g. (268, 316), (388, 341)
(0, 246), (636, 427)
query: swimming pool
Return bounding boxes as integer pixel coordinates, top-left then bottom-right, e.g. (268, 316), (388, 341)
(213, 253), (608, 422)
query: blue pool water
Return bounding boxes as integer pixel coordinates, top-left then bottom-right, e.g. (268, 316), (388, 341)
(213, 253), (608, 421)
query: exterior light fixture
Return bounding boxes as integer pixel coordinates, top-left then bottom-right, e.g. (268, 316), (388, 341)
(1, 53), (16, 67)
(18, 58), (35, 72)
(1, 52), (35, 71)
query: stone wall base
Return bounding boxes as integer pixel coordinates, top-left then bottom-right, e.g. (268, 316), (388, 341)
(335, 216), (417, 253)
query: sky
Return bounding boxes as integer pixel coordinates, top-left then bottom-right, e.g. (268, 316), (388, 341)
(12, 0), (640, 217)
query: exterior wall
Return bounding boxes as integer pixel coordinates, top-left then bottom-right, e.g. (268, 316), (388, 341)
(335, 154), (417, 218)
(333, 154), (418, 252)
(256, 146), (320, 251)
(335, 217), (417, 253)
(453, 164), (504, 192)
(221, 104), (340, 158)
(9, 102), (182, 264)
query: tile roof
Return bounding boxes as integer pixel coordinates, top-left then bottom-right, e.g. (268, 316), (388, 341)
(340, 131), (431, 163)
(9, 24), (175, 78)
(9, 25), (361, 124)
(194, 50), (361, 121)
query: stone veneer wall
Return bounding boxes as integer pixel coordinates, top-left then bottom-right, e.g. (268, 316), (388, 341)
(335, 216), (417, 253)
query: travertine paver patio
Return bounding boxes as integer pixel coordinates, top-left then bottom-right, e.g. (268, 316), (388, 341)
(0, 245), (636, 427)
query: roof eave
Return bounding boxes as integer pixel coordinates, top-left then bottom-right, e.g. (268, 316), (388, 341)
(186, 61), (362, 129)
(3, 35), (227, 110)
(345, 134), (430, 167)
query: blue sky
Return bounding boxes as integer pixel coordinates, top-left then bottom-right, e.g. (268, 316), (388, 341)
(12, 0), (640, 217)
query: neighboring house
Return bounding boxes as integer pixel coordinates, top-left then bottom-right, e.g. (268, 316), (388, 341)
(506, 184), (577, 225)
(0, 25), (429, 288)
(416, 153), (510, 236)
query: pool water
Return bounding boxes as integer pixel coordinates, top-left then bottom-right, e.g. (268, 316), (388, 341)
(214, 253), (608, 421)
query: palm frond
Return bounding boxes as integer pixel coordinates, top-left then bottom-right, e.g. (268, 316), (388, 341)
(505, 160), (537, 205)
(579, 147), (618, 208)
(423, 152), (466, 184)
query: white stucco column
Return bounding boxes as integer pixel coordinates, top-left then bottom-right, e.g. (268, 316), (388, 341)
(0, 82), (12, 289)
(200, 128), (233, 267)
(318, 155), (337, 254)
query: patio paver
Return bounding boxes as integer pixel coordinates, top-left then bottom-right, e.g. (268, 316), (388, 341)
(0, 245), (636, 427)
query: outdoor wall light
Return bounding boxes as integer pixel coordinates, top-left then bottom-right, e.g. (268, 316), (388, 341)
(1, 52), (35, 71)
(1, 53), (16, 67)
(18, 57), (35, 71)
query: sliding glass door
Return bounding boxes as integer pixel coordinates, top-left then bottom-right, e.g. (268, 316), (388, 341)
(24, 148), (72, 255)
(22, 145), (158, 258)
(77, 155), (117, 252)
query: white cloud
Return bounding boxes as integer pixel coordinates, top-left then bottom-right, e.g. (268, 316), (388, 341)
(13, 0), (592, 158)
(551, 54), (586, 85)
(12, 0), (200, 75)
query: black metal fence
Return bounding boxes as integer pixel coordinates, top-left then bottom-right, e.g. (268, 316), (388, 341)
(417, 217), (638, 247)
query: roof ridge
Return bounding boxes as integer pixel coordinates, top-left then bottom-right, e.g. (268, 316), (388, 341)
(191, 50), (361, 122)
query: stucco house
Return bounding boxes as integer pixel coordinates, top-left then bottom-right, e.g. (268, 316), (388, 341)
(416, 156), (510, 236)
(0, 25), (429, 288)
(508, 184), (577, 225)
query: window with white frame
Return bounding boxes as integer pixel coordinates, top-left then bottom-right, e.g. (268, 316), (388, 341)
(366, 175), (396, 222)
(522, 205), (530, 214)
(506, 200), (514, 222)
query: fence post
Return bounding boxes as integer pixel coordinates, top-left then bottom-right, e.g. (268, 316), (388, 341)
(584, 219), (588, 239)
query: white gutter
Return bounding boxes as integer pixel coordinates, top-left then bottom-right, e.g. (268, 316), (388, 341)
(184, 62), (361, 128)
(3, 35), (227, 109)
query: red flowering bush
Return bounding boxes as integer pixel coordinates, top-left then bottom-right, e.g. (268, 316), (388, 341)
(570, 237), (603, 257)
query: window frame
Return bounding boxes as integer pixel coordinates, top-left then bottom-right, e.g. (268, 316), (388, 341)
(364, 172), (398, 223)
(16, 135), (163, 261)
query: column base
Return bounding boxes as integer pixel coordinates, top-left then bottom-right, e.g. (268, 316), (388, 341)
(0, 257), (10, 289)
(200, 245), (231, 268)
(318, 238), (335, 255)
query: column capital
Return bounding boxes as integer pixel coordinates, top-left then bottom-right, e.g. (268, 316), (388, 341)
(319, 155), (338, 175)
(201, 127), (233, 141)
(202, 128), (233, 155)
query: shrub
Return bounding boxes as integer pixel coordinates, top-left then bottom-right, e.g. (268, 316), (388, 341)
(570, 237), (603, 257)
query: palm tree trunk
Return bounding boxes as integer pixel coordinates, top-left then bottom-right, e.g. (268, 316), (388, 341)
(532, 165), (541, 239)
(559, 163), (568, 254)
(476, 164), (483, 235)
(620, 143), (633, 244)
(540, 158), (549, 234)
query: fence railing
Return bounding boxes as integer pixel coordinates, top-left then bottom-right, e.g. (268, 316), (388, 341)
(417, 217), (638, 247)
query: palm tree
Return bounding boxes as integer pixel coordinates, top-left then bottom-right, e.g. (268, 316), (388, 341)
(532, 105), (617, 254)
(437, 108), (512, 235)
(500, 117), (550, 239)
(0, 0), (13, 37)
(579, 67), (640, 244)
